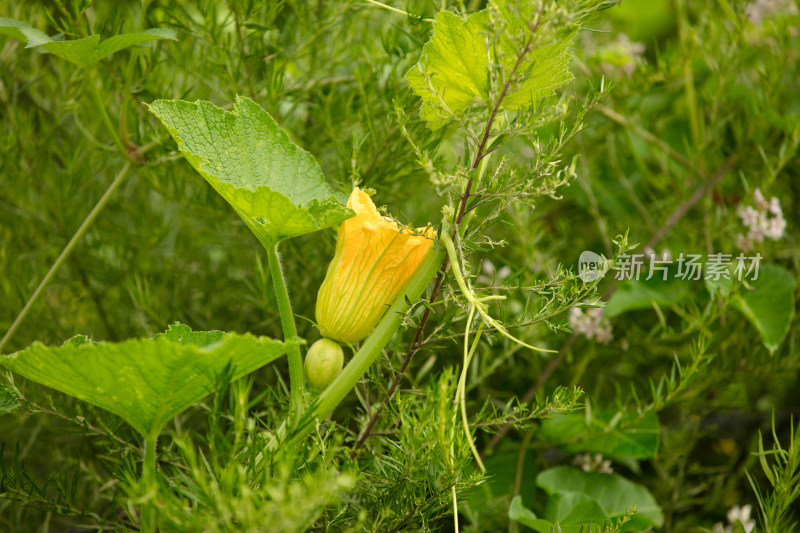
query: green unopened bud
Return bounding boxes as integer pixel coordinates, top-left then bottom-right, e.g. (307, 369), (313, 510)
(304, 338), (344, 390)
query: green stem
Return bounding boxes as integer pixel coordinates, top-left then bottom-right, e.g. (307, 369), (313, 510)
(675, 0), (703, 151)
(439, 232), (554, 354)
(87, 68), (131, 160)
(287, 244), (444, 447)
(457, 305), (485, 472)
(267, 243), (304, 428)
(451, 484), (460, 533)
(141, 436), (157, 533)
(120, 0), (152, 146)
(364, 0), (434, 21)
(0, 162), (133, 354)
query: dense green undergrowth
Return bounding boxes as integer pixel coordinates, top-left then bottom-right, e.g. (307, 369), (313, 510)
(1, 0), (798, 532)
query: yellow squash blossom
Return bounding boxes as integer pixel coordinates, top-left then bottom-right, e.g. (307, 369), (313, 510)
(316, 188), (436, 343)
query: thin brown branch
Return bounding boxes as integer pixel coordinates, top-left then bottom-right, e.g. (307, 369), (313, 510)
(644, 154), (740, 251)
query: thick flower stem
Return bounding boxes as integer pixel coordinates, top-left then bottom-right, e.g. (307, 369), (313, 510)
(287, 245), (444, 447)
(267, 243), (305, 429)
(141, 436), (157, 533)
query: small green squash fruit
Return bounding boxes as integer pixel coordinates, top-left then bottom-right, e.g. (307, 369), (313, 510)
(304, 338), (344, 390)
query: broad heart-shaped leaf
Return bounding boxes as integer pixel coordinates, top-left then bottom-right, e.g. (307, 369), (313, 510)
(509, 494), (607, 533)
(537, 467), (664, 531)
(406, 9), (574, 130)
(0, 384), (20, 415)
(0, 324), (296, 439)
(545, 492), (608, 531)
(733, 264), (796, 353)
(508, 496), (554, 532)
(148, 97), (353, 246)
(0, 19), (176, 66)
(539, 409), (660, 459)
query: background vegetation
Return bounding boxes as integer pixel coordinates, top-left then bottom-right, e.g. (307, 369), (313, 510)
(1, 0), (798, 531)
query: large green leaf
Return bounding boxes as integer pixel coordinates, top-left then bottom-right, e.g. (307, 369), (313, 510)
(545, 492), (609, 532)
(508, 496), (556, 532)
(94, 29), (177, 60)
(537, 467), (664, 531)
(0, 324), (295, 439)
(733, 264), (796, 353)
(148, 97), (353, 246)
(406, 9), (574, 130)
(509, 493), (607, 533)
(539, 409), (660, 459)
(0, 19), (176, 66)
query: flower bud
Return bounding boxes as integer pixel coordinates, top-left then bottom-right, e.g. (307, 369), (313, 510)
(315, 188), (435, 343)
(304, 338), (344, 390)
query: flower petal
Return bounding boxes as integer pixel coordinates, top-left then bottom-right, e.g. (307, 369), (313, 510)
(316, 188), (435, 343)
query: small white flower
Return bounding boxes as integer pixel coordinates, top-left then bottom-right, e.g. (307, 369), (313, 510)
(753, 213), (771, 242)
(753, 188), (768, 209)
(767, 216), (787, 240)
(727, 504), (755, 533)
(727, 504), (750, 524)
(769, 196), (782, 216)
(593, 322), (614, 344)
(737, 206), (760, 227)
(736, 189), (786, 248)
(569, 305), (613, 344)
(573, 453), (614, 474)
